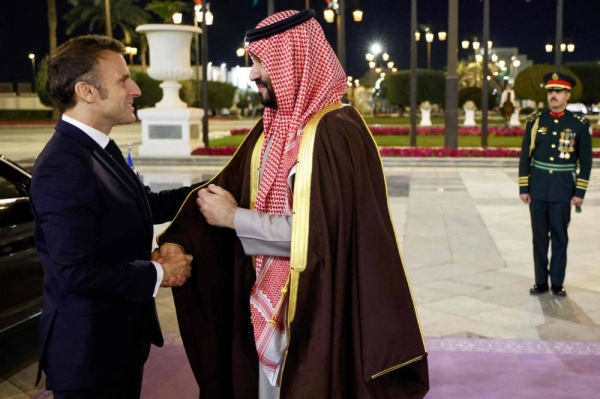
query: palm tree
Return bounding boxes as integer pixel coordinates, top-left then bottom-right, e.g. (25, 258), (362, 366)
(457, 60), (502, 92)
(47, 0), (60, 119)
(65, 0), (151, 45)
(48, 0), (57, 54)
(105, 0), (112, 38)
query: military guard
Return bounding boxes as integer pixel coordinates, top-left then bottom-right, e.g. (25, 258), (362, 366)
(518, 72), (592, 297)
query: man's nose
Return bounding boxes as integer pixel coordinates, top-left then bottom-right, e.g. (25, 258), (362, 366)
(130, 81), (142, 98)
(249, 65), (260, 81)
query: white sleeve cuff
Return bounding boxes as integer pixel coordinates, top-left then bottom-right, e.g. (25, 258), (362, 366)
(151, 261), (164, 297)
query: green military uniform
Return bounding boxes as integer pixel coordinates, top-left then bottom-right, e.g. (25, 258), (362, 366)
(519, 108), (592, 291)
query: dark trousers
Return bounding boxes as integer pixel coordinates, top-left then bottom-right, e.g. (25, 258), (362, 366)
(52, 367), (144, 399)
(529, 199), (571, 286)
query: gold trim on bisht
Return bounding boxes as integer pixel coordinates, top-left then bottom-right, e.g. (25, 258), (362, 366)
(371, 355), (425, 380)
(287, 102), (344, 327)
(353, 109), (428, 353)
(250, 134), (265, 210)
(249, 133), (265, 271)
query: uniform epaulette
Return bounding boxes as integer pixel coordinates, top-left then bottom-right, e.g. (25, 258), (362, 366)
(573, 114), (589, 125)
(526, 112), (541, 123)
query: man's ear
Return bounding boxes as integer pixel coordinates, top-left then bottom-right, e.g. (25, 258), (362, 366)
(73, 81), (95, 104)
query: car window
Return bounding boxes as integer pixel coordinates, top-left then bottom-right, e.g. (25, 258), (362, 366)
(0, 175), (20, 199)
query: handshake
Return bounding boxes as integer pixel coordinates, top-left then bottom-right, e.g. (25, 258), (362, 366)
(151, 244), (193, 287)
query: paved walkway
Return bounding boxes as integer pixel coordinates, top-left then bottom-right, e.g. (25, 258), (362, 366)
(1, 122), (600, 398)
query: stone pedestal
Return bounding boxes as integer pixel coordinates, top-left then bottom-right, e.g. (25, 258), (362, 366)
(137, 107), (203, 156)
(420, 109), (432, 126)
(509, 109), (521, 127)
(463, 109), (476, 126)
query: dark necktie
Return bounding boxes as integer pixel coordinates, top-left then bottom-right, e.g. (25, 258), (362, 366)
(104, 140), (152, 226)
(105, 140), (131, 172)
(105, 139), (146, 198)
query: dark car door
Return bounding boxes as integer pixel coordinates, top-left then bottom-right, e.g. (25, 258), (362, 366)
(0, 158), (43, 334)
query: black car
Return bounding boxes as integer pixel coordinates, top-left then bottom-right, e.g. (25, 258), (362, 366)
(0, 155), (43, 336)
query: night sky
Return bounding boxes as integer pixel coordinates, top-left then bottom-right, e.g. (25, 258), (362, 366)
(0, 0), (598, 84)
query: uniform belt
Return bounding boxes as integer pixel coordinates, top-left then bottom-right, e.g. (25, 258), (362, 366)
(532, 159), (576, 172)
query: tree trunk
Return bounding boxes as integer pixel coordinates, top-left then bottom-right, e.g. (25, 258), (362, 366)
(48, 0), (60, 120)
(105, 0), (113, 38)
(47, 0), (57, 54)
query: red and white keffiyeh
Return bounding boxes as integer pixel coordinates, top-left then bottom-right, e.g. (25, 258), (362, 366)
(245, 10), (347, 383)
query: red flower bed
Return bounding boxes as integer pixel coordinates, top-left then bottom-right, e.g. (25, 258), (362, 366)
(379, 147), (522, 157)
(231, 126), (600, 137)
(369, 126), (527, 136)
(191, 146), (239, 155)
(230, 128), (250, 136)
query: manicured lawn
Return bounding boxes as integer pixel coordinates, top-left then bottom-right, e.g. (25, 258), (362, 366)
(210, 134), (600, 149)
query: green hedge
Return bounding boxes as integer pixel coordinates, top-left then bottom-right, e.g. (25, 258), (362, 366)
(458, 87), (497, 110)
(133, 71), (237, 113)
(384, 69), (446, 107)
(0, 110), (53, 120)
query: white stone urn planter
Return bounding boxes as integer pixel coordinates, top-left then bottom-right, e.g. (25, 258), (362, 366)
(137, 24), (201, 108)
(463, 101), (477, 127)
(135, 24), (203, 156)
(419, 101), (432, 126)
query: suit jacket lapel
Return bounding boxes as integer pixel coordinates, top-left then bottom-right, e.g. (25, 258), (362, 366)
(55, 120), (153, 235)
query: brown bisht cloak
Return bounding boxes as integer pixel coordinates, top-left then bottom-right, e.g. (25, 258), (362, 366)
(158, 104), (429, 398)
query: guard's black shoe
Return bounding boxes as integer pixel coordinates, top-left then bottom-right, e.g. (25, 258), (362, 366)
(551, 285), (567, 297)
(529, 283), (549, 295)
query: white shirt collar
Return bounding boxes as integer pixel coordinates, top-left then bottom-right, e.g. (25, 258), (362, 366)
(62, 114), (111, 148)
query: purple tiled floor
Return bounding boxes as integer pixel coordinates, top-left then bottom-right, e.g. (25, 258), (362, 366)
(33, 336), (600, 399)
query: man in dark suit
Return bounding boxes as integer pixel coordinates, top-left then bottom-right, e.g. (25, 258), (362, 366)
(519, 72), (592, 297)
(30, 35), (194, 399)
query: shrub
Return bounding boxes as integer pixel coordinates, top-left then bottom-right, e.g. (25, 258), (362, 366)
(35, 62), (53, 108)
(514, 64), (582, 103)
(458, 87), (496, 110)
(385, 69), (446, 108)
(131, 71), (163, 109)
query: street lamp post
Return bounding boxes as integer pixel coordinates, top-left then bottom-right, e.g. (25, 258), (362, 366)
(365, 45), (395, 86)
(410, 0), (417, 146)
(510, 57), (521, 80)
(425, 31), (434, 69)
(124, 46), (138, 65)
(545, 40), (574, 63)
(324, 0), (362, 71)
(194, 0), (213, 147)
(324, 0), (345, 70)
(481, 0), (490, 148)
(28, 53), (36, 92)
(445, 0), (459, 149)
(237, 47), (249, 67)
(193, 11), (201, 107)
(555, 0), (563, 72)
(337, 0), (346, 70)
(417, 27), (447, 69)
